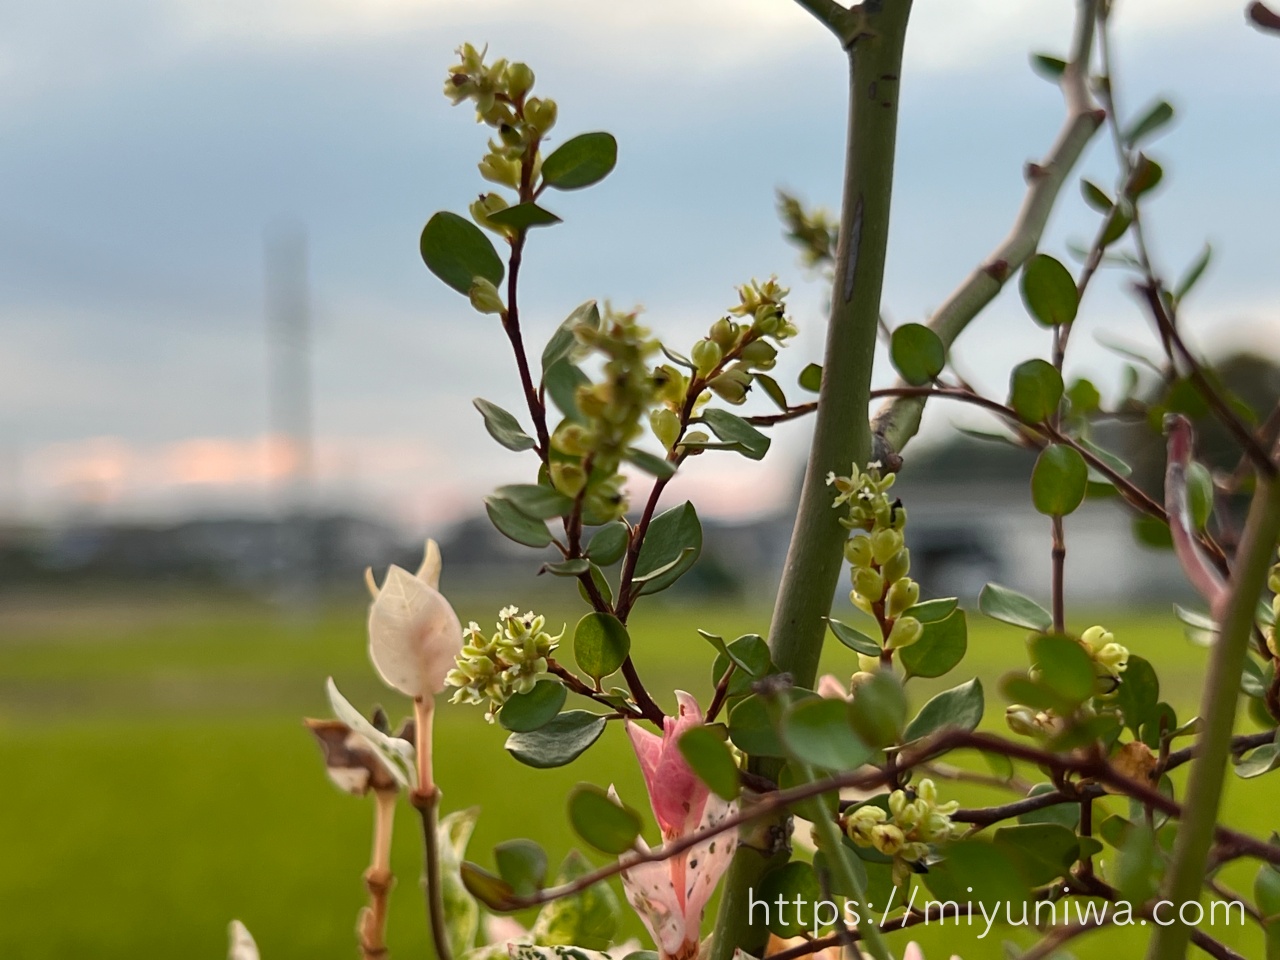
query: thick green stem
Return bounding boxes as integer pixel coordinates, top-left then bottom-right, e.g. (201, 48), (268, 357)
(1145, 476), (1280, 960)
(710, 5), (912, 959)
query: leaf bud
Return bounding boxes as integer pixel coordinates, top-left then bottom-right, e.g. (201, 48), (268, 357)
(468, 277), (506, 316)
(886, 615), (922, 649)
(505, 62), (534, 98)
(690, 338), (723, 377)
(852, 567), (885, 603)
(650, 408), (681, 451)
(885, 578), (920, 619)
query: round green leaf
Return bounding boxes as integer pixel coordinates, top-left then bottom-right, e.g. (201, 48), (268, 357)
(1031, 444), (1088, 516)
(541, 132), (618, 190)
(1009, 359), (1064, 424)
(494, 483), (574, 520)
(1020, 254), (1078, 327)
(903, 678), (984, 742)
(505, 711), (607, 768)
(677, 726), (741, 801)
(585, 521), (629, 566)
(890, 322), (946, 386)
(473, 398), (536, 452)
(485, 495), (554, 547)
(493, 839), (547, 898)
(420, 211), (504, 296)
(567, 785), (643, 854)
(798, 363), (823, 393)
(781, 697), (874, 772)
(758, 862), (823, 937)
(1030, 633), (1096, 706)
(500, 679), (568, 733)
(978, 583), (1052, 632)
(900, 609), (968, 679)
(847, 671), (906, 748)
(573, 613), (631, 681)
(727, 695), (785, 758)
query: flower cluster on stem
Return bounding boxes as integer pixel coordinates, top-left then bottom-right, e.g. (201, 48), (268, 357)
(844, 779), (965, 883)
(445, 607), (562, 722)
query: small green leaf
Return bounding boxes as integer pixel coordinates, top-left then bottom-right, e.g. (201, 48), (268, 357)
(585, 521), (629, 566)
(567, 785), (643, 855)
(573, 613), (631, 681)
(708, 632), (773, 683)
(633, 502), (701, 596)
(1125, 153), (1164, 198)
(798, 363), (823, 393)
(1081, 179), (1113, 213)
(890, 323), (946, 386)
(1114, 655), (1160, 736)
(1187, 461), (1214, 529)
(1254, 861), (1280, 923)
(495, 483), (575, 520)
(727, 694), (785, 758)
(543, 358), (591, 423)
(531, 851), (622, 949)
(1174, 244), (1212, 302)
(906, 598), (958, 623)
(460, 861), (517, 910)
(1116, 823), (1160, 904)
(782, 697), (875, 772)
(1020, 254), (1078, 327)
(505, 711), (607, 768)
(697, 408), (771, 460)
(1101, 202), (1133, 246)
(541, 559), (590, 577)
(758, 862), (823, 937)
(1031, 444), (1088, 516)
(754, 373), (789, 411)
(494, 839), (548, 898)
(993, 822), (1079, 886)
(923, 840), (1031, 910)
(1067, 378), (1102, 415)
(474, 399), (536, 452)
(420, 211), (504, 296)
(543, 300), (600, 372)
(1123, 99), (1175, 146)
(500, 680), (568, 733)
(978, 583), (1052, 632)
(847, 671), (906, 748)
(1009, 359), (1064, 424)
(624, 448), (677, 478)
(485, 496), (554, 548)
(1030, 633), (1096, 706)
(827, 618), (882, 656)
(1030, 53), (1067, 80)
(903, 678), (984, 742)
(900, 610), (968, 679)
(1235, 741), (1280, 779)
(486, 202), (562, 231)
(541, 132), (618, 190)
(677, 726), (742, 801)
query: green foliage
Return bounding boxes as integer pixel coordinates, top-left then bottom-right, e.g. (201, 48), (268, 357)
(632, 502), (702, 595)
(566, 785), (642, 854)
(978, 583), (1053, 632)
(846, 671), (906, 748)
(757, 862), (822, 937)
(889, 322), (946, 385)
(780, 697), (874, 771)
(474, 398), (537, 452)
(903, 678), (984, 742)
(500, 680), (569, 733)
(541, 133), (618, 190)
(677, 727), (742, 802)
(900, 609), (968, 679)
(505, 711), (608, 768)
(1031, 444), (1088, 516)
(573, 613), (631, 681)
(485, 495), (555, 547)
(1123, 99), (1175, 146)
(420, 211), (504, 295)
(1009, 359), (1063, 423)
(494, 838), (548, 897)
(1020, 253), (1078, 327)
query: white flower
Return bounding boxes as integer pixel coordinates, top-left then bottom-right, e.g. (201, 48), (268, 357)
(366, 540), (464, 699)
(227, 921), (259, 960)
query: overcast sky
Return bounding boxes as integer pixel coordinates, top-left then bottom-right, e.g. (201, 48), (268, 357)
(1, 0), (1275, 529)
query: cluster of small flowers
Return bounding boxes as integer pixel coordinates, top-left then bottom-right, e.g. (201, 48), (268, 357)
(1267, 550), (1279, 658)
(844, 779), (965, 865)
(777, 193), (838, 269)
(549, 307), (659, 517)
(829, 461), (921, 652)
(1078, 624), (1130, 680)
(445, 606), (562, 722)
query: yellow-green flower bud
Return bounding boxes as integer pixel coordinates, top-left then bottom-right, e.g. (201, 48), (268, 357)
(525, 96), (557, 133)
(870, 823), (905, 856)
(1005, 704), (1039, 737)
(505, 62), (534, 98)
(882, 547), (910, 585)
(709, 318), (737, 348)
(853, 567), (885, 603)
(870, 528), (904, 566)
(844, 535), (873, 568)
(691, 338), (723, 377)
(478, 152), (521, 189)
(886, 578), (920, 618)
(653, 364), (687, 406)
(650, 408), (681, 451)
(469, 277), (506, 315)
(849, 670), (877, 694)
(708, 368), (751, 404)
(551, 423), (588, 456)
(857, 653), (880, 673)
(470, 192), (512, 234)
(886, 615), (922, 649)
(549, 462), (586, 497)
(739, 339), (777, 370)
(891, 504), (908, 531)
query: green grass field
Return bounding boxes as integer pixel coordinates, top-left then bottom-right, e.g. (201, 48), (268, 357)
(0, 591), (1271, 959)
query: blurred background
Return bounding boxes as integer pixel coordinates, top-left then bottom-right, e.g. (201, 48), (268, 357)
(1, 1), (1277, 957)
